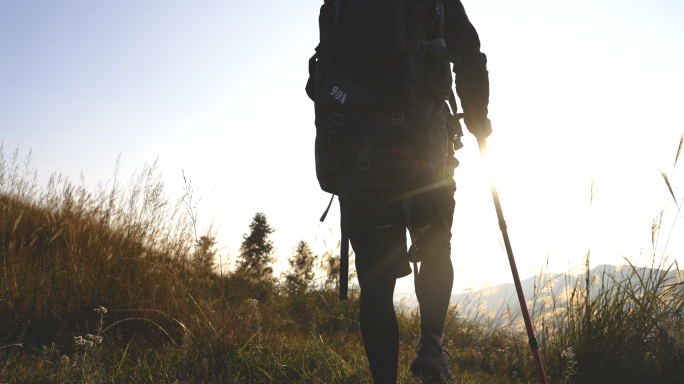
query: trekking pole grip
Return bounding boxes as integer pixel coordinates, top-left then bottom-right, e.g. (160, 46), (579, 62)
(475, 137), (549, 384)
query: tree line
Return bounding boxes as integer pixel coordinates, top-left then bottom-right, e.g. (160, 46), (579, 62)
(202, 212), (337, 294)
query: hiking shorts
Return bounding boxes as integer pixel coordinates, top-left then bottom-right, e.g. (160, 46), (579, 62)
(347, 180), (456, 286)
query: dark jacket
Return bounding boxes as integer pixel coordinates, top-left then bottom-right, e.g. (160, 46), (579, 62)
(443, 0), (490, 130)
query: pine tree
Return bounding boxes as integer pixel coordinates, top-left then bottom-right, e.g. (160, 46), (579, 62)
(237, 212), (275, 278)
(284, 240), (318, 293)
(323, 251), (341, 290)
(194, 235), (217, 276)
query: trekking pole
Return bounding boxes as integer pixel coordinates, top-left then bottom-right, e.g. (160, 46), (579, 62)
(476, 137), (548, 384)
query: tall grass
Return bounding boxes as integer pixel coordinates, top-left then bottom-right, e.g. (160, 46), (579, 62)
(0, 142), (683, 383)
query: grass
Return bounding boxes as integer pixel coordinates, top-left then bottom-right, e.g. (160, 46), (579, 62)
(0, 142), (683, 383)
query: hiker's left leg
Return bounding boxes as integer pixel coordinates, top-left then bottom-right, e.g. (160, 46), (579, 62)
(409, 185), (456, 383)
(417, 230), (454, 339)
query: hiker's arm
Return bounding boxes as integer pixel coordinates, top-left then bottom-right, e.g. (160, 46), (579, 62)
(443, 0), (491, 137)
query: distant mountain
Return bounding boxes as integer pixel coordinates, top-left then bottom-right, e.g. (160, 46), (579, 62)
(450, 264), (683, 320)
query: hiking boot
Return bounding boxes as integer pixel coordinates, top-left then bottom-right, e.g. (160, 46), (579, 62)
(410, 336), (454, 384)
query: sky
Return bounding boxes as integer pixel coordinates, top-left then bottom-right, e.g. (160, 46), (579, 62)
(1, 0), (683, 296)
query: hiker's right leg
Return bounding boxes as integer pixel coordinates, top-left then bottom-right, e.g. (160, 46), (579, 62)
(359, 277), (399, 383)
(348, 195), (412, 383)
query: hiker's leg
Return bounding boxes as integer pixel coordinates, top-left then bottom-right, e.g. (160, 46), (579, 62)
(348, 195), (412, 383)
(417, 235), (454, 339)
(360, 277), (399, 383)
(415, 185), (456, 340)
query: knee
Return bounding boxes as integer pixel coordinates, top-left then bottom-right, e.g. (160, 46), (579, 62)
(360, 278), (396, 304)
(416, 240), (451, 266)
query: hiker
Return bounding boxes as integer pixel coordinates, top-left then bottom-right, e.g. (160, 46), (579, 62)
(306, 1), (490, 383)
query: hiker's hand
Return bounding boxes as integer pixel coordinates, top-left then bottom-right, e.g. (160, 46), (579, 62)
(466, 118), (492, 139)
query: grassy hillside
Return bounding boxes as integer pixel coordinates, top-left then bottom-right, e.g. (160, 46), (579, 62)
(1, 147), (683, 383)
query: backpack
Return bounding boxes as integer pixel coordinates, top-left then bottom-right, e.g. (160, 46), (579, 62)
(307, 0), (464, 300)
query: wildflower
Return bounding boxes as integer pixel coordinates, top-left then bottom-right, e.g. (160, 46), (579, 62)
(86, 334), (103, 344)
(94, 306), (107, 315)
(560, 347), (578, 384)
(74, 336), (94, 348)
(561, 347), (575, 359)
(247, 298), (258, 307)
(74, 336), (86, 346)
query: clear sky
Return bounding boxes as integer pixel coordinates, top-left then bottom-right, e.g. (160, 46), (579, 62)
(1, 0), (683, 295)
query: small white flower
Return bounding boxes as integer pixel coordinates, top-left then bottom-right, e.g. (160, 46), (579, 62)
(74, 336), (87, 346)
(86, 334), (103, 344)
(74, 336), (96, 348)
(94, 306), (107, 315)
(561, 347), (575, 359)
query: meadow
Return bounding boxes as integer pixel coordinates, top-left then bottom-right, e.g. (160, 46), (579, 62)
(1, 143), (683, 383)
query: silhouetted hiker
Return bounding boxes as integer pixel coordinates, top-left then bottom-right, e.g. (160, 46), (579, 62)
(306, 1), (490, 383)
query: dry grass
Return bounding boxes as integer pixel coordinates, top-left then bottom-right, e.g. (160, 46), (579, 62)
(0, 142), (683, 383)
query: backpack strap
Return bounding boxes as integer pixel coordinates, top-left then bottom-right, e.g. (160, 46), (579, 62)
(319, 194), (335, 222)
(339, 192), (350, 301)
(409, 38), (462, 66)
(447, 89), (465, 150)
(357, 132), (371, 170)
(317, 193), (348, 301)
(402, 196), (422, 305)
(448, 88), (464, 136)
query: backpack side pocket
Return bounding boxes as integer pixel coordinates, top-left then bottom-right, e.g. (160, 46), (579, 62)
(315, 126), (343, 195)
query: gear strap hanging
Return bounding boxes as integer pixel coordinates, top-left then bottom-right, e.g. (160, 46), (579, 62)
(402, 196), (422, 304)
(339, 192), (350, 301)
(317, 193), (349, 301)
(447, 89), (465, 150)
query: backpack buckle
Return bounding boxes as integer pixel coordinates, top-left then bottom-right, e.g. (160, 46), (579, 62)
(416, 41), (427, 54)
(332, 113), (344, 126)
(391, 112), (405, 126)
